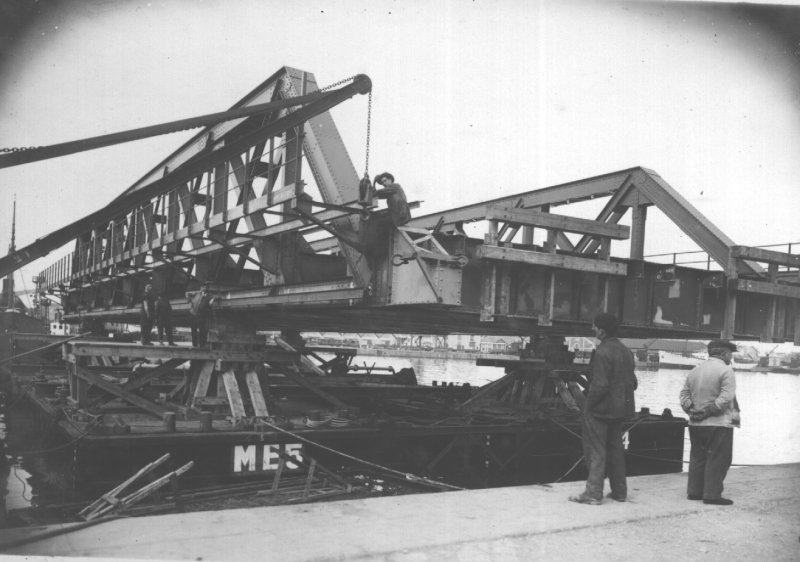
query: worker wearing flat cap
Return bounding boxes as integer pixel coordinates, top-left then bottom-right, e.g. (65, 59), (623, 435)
(373, 172), (411, 227)
(570, 312), (638, 505)
(679, 338), (741, 505)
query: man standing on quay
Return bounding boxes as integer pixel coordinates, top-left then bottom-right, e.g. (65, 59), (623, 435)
(570, 312), (638, 505)
(680, 339), (740, 505)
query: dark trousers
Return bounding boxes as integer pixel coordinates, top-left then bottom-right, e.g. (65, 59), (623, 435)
(157, 317), (173, 344)
(191, 319), (208, 347)
(582, 412), (627, 500)
(687, 426), (733, 499)
(140, 315), (154, 343)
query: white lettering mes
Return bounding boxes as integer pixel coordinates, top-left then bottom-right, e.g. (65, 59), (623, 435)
(233, 444), (304, 473)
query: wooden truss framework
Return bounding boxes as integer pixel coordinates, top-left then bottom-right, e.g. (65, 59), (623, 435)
(63, 340), (356, 423)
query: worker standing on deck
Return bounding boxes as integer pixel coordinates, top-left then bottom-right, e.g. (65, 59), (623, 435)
(373, 172), (411, 227)
(679, 339), (740, 506)
(139, 284), (155, 345)
(570, 312), (637, 505)
(187, 285), (215, 347)
(156, 293), (174, 345)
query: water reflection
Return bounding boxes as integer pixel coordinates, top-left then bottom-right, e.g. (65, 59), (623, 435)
(360, 353), (800, 467)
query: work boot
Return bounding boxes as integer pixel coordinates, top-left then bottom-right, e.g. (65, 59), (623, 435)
(703, 497), (733, 505)
(606, 492), (626, 502)
(687, 495), (702, 500)
(568, 493), (602, 505)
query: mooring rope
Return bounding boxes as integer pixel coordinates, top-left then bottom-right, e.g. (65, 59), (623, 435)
(8, 418), (102, 456)
(0, 332), (91, 365)
(258, 419), (465, 491)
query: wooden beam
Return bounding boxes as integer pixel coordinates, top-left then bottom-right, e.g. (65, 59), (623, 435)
(476, 245), (627, 276)
(75, 366), (169, 418)
(221, 369), (246, 420)
(191, 360), (216, 406)
(630, 203), (647, 260)
(722, 246), (738, 339)
(64, 341), (296, 363)
(480, 264), (497, 322)
(734, 278), (800, 299)
(731, 246), (800, 268)
(245, 370), (270, 417)
(274, 337), (327, 377)
(762, 264), (779, 342)
(123, 358), (186, 392)
(486, 206), (630, 239)
(281, 365), (349, 409)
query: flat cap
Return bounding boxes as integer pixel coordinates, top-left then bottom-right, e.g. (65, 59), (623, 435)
(593, 312), (619, 332)
(374, 172), (394, 184)
(707, 339), (737, 352)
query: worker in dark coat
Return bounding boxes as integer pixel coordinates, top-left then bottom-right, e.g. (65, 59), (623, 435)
(155, 294), (174, 345)
(679, 339), (740, 505)
(570, 312), (638, 505)
(187, 286), (215, 347)
(360, 172), (411, 264)
(139, 283), (155, 345)
(373, 172), (411, 227)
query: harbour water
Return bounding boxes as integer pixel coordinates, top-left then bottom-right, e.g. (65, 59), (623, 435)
(357, 353), (800, 467)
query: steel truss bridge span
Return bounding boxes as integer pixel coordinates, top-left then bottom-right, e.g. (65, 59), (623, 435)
(16, 67), (799, 343)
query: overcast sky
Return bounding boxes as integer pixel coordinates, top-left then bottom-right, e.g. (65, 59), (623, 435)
(0, 0), (798, 300)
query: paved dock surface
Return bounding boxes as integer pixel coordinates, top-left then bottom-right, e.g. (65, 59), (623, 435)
(2, 463), (798, 561)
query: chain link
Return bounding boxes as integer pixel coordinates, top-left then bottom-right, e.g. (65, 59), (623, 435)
(318, 74), (359, 92)
(364, 91), (372, 177)
(1, 146), (40, 153)
(318, 74), (373, 177)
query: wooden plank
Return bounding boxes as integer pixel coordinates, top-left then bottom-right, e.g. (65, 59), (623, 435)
(274, 337), (327, 377)
(476, 245), (627, 276)
(480, 264), (497, 322)
(731, 246), (800, 268)
(281, 365), (348, 409)
(555, 379), (580, 411)
(122, 358), (185, 392)
(762, 264), (779, 342)
(722, 246), (738, 339)
(734, 278), (800, 299)
(191, 360), (216, 404)
(80, 453), (171, 519)
(63, 341), (296, 363)
(459, 373), (514, 408)
(221, 370), (246, 420)
(486, 206), (630, 239)
(74, 366), (169, 418)
(629, 202), (647, 260)
(245, 370), (270, 417)
(795, 300), (800, 346)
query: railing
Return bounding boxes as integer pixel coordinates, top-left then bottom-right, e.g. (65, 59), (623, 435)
(644, 242), (800, 272)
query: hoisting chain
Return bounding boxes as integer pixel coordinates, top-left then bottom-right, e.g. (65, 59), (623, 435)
(318, 74), (359, 92)
(0, 146), (40, 153)
(318, 74), (373, 178)
(364, 91), (372, 177)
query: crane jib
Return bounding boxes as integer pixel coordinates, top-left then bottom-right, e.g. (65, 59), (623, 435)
(0, 75), (372, 279)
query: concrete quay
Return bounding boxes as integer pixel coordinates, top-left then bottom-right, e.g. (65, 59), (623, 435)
(2, 463), (798, 562)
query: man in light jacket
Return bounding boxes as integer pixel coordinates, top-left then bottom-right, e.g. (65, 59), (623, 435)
(680, 339), (740, 505)
(570, 312), (638, 505)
